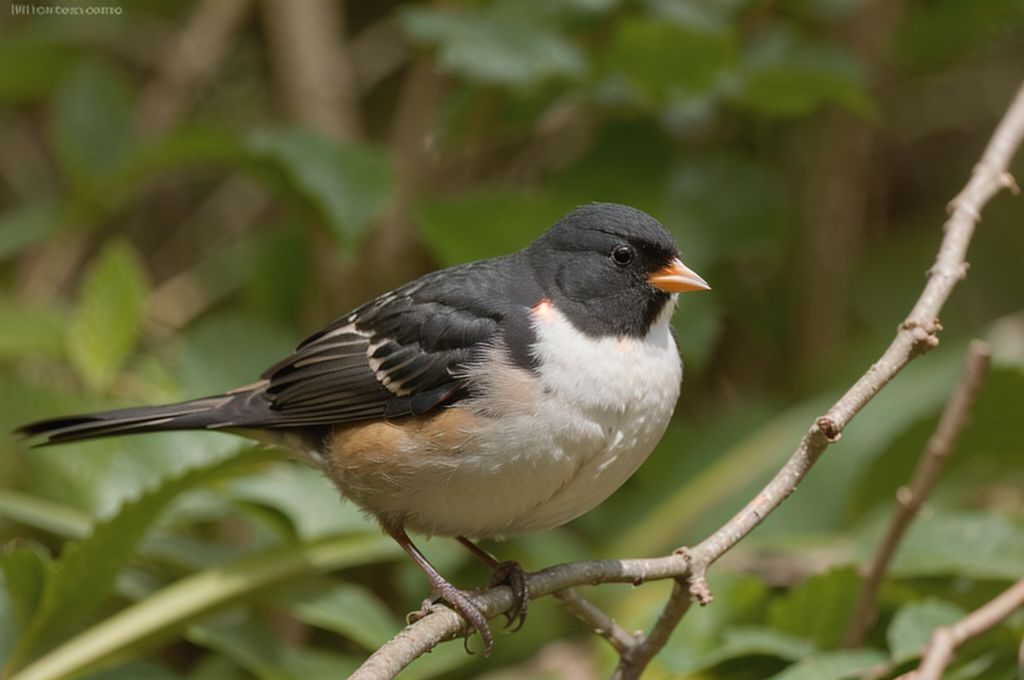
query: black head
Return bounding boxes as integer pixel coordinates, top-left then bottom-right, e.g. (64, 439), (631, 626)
(526, 203), (708, 338)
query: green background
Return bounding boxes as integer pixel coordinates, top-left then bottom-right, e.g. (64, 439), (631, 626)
(1, 1), (1023, 678)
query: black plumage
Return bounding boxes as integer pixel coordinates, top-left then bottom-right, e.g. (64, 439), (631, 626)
(15, 203), (685, 446)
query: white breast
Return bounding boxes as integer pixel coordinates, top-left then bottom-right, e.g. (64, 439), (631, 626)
(364, 300), (683, 539)
(507, 300), (683, 533)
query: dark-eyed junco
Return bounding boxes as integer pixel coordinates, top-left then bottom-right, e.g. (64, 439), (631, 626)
(16, 203), (709, 653)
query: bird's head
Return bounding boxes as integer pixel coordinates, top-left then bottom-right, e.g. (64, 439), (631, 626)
(526, 203), (709, 338)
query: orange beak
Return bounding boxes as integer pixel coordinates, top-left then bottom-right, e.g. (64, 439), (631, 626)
(648, 258), (710, 293)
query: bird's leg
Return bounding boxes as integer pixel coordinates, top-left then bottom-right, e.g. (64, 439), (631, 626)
(456, 536), (529, 632)
(385, 525), (494, 655)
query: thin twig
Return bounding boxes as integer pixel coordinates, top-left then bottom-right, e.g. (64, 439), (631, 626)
(349, 19), (410, 93)
(554, 589), (636, 656)
(844, 341), (992, 647)
(612, 578), (692, 680)
(349, 556), (687, 680)
(683, 82), (1024, 605)
(261, 0), (363, 140)
(349, 82), (1024, 680)
(896, 578), (1024, 680)
(1017, 632), (1023, 675)
(135, 0), (252, 138)
(796, 0), (903, 361)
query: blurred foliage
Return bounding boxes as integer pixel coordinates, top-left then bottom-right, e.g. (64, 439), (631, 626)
(1, 1), (1023, 679)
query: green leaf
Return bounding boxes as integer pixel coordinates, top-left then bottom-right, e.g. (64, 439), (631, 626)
(673, 293), (722, 373)
(555, 0), (619, 12)
(7, 449), (270, 671)
(645, 0), (737, 31)
(187, 655), (246, 680)
(666, 152), (788, 259)
(942, 653), (999, 680)
(884, 510), (1024, 580)
(612, 391), (833, 556)
(686, 626), (817, 671)
(66, 239), (149, 392)
(51, 60), (135, 189)
(0, 202), (60, 261)
(768, 649), (888, 680)
(636, 571), (773, 674)
(0, 295), (66, 362)
(848, 364), (1024, 521)
(246, 128), (392, 250)
(227, 465), (375, 541)
(175, 313), (295, 397)
(0, 28), (79, 103)
(888, 599), (967, 663)
(288, 583), (400, 650)
(898, 0), (1024, 72)
(416, 189), (561, 266)
(189, 618), (360, 680)
(243, 228), (310, 327)
(603, 17), (733, 102)
(80, 660), (183, 680)
(399, 7), (586, 87)
(25, 428), (249, 522)
(768, 566), (862, 648)
(731, 347), (963, 547)
(0, 543), (52, 647)
(126, 125), (249, 178)
(13, 534), (399, 680)
(733, 26), (872, 118)
(0, 583), (15, 671)
(0, 490), (92, 539)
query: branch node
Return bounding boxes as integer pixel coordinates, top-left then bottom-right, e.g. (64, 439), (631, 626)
(901, 318), (942, 352)
(815, 416), (842, 442)
(895, 485), (915, 509)
(928, 263), (969, 282)
(946, 196), (982, 221)
(686, 560), (714, 606)
(1000, 171), (1021, 195)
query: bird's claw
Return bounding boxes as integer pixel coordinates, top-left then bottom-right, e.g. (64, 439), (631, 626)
(489, 560), (529, 632)
(407, 597), (439, 625)
(412, 583), (494, 656)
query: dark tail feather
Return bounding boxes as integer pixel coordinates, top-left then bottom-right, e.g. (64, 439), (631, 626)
(14, 394), (254, 446)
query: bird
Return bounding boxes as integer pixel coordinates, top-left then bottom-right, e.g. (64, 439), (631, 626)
(15, 202), (709, 654)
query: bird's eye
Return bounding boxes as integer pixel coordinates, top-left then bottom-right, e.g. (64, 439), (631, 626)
(611, 245), (634, 266)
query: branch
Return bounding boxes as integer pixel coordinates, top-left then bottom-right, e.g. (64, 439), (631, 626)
(554, 589), (636, 656)
(796, 0), (903, 361)
(896, 577), (1024, 680)
(1018, 632), (1023, 674)
(336, 59), (447, 304)
(349, 19), (410, 93)
(349, 556), (686, 680)
(612, 577), (692, 680)
(135, 0), (252, 138)
(684, 83), (1024, 603)
(350, 81), (1024, 680)
(844, 340), (992, 647)
(261, 0), (362, 140)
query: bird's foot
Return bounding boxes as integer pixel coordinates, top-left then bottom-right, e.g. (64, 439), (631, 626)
(489, 560), (529, 631)
(408, 585), (494, 656)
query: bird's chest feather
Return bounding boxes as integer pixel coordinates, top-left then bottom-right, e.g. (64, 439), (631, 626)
(325, 303), (682, 539)
(507, 303), (682, 531)
(531, 302), (682, 436)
